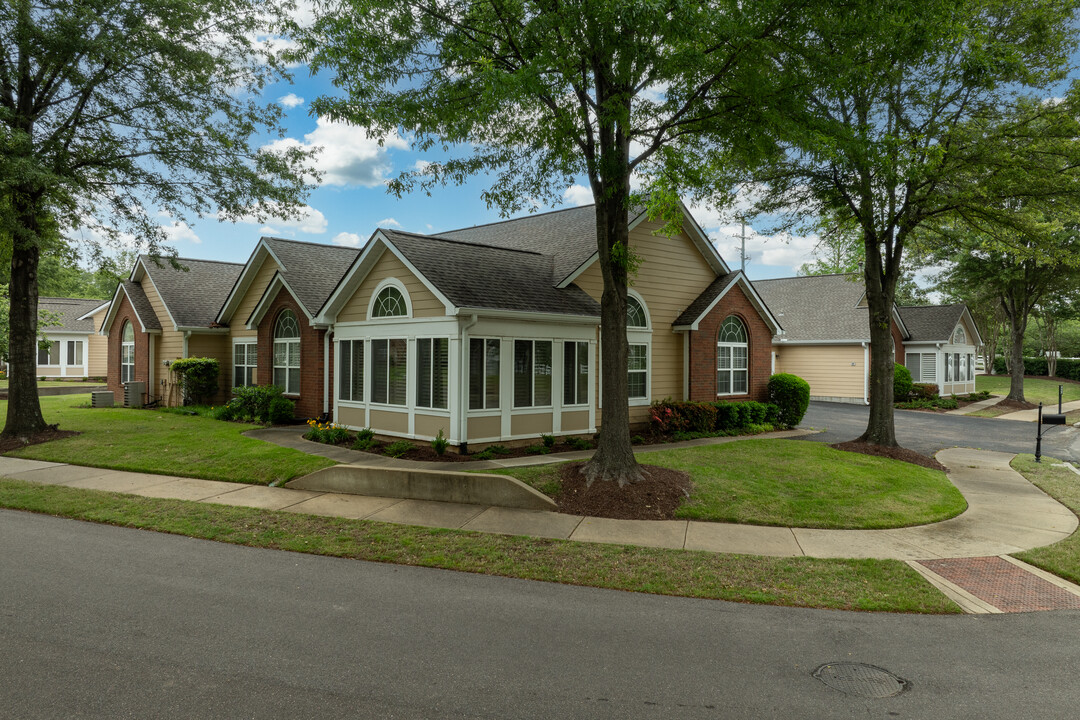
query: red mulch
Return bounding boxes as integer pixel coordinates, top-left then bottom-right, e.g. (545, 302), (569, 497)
(0, 427), (80, 455)
(555, 462), (693, 520)
(830, 440), (947, 472)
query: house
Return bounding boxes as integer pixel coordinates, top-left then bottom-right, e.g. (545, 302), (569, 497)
(35, 297), (110, 379)
(753, 274), (981, 403)
(99, 256), (243, 405)
(99, 203), (782, 448)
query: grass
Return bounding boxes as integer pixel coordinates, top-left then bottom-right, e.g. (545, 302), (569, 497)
(0, 379), (104, 388)
(1011, 454), (1080, 585)
(976, 374), (1080, 406)
(495, 439), (967, 530)
(0, 478), (960, 613)
(1, 394), (334, 485)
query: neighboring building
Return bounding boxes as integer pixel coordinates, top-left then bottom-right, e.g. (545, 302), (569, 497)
(754, 274), (981, 403)
(99, 256), (243, 406)
(35, 297), (110, 379)
(98, 203), (782, 447)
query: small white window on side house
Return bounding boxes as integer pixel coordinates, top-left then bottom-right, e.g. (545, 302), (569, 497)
(121, 322), (135, 383)
(233, 341), (257, 388)
(273, 310), (300, 394)
(952, 326), (966, 345)
(717, 315), (748, 395)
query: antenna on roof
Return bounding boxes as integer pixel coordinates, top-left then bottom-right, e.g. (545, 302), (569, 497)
(740, 218), (747, 274)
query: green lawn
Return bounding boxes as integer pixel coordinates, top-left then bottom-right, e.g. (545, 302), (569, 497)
(1, 394), (334, 485)
(1011, 454), (1080, 585)
(0, 379), (104, 389)
(495, 439), (967, 529)
(0, 478), (960, 613)
(976, 374), (1080, 405)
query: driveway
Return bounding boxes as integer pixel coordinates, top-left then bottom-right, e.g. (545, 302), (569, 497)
(798, 401), (1080, 462)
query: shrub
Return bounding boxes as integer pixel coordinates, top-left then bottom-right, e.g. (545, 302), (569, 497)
(384, 440), (414, 458)
(352, 436), (378, 452)
(912, 383), (939, 400)
(540, 433), (555, 448)
(893, 362), (913, 401)
(267, 396), (295, 424)
(568, 437), (593, 451)
(767, 373), (810, 428)
(217, 384), (293, 424)
(431, 429), (449, 456)
(356, 427), (375, 442)
(525, 443), (548, 455)
(630, 435), (646, 446)
(168, 357), (220, 405)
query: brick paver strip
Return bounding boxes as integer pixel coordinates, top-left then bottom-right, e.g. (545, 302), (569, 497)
(918, 557), (1080, 613)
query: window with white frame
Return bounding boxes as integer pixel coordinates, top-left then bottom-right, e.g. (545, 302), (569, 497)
(66, 340), (83, 366)
(37, 341), (58, 366)
(945, 352), (953, 382)
(628, 344), (648, 399)
(233, 342), (257, 388)
(469, 338), (500, 410)
(563, 341), (589, 406)
(371, 338), (407, 405)
(371, 286), (408, 318)
(952, 326), (966, 344)
(514, 340), (552, 408)
(338, 339), (364, 402)
(273, 310), (300, 394)
(121, 322), (135, 383)
(717, 315), (749, 395)
(968, 354), (975, 379)
(905, 353), (921, 382)
(626, 296), (648, 328)
(416, 338), (449, 409)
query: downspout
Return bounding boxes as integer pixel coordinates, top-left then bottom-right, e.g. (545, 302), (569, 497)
(459, 313), (479, 452)
(323, 330), (331, 416)
(862, 341), (869, 405)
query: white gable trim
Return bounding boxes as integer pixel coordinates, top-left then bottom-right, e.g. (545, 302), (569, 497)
(76, 301), (110, 322)
(245, 271), (315, 329)
(672, 273), (781, 334)
(958, 306), (985, 347)
(137, 259), (179, 331)
(215, 239), (284, 325)
(99, 283), (157, 336)
(315, 231), (455, 324)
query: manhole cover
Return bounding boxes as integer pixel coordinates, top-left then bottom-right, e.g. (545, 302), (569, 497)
(812, 662), (910, 698)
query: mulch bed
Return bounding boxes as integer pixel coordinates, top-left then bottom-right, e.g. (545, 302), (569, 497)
(555, 462), (693, 520)
(830, 440), (947, 472)
(0, 427), (80, 455)
(992, 397), (1038, 412)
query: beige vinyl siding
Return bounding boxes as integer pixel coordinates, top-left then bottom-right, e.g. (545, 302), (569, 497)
(140, 278), (182, 389)
(87, 308), (108, 376)
(468, 415), (501, 441)
(370, 409), (409, 434)
(186, 333), (232, 404)
(337, 406), (367, 428)
(414, 413), (449, 439)
(38, 366), (61, 377)
(337, 249), (445, 322)
(511, 412), (553, 437)
(560, 409), (590, 433)
(231, 258), (279, 339)
(774, 344), (865, 400)
(575, 219), (716, 424)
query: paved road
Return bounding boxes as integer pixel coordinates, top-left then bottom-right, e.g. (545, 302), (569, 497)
(798, 401), (1080, 462)
(3, 510), (1079, 719)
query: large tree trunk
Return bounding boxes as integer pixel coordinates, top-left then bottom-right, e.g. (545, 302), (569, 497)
(858, 235), (900, 447)
(3, 209), (48, 438)
(1007, 315), (1028, 402)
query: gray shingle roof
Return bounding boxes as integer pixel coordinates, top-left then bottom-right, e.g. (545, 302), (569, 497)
(121, 281), (162, 331)
(261, 238), (362, 317)
(753, 274), (870, 342)
(141, 256), (243, 328)
(381, 229), (601, 317)
(673, 272), (741, 326)
(38, 297), (107, 333)
(898, 304), (967, 342)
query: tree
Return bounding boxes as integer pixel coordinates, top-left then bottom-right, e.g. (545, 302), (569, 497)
(752, 0), (1080, 446)
(0, 0), (311, 439)
(1034, 293), (1080, 377)
(296, 0), (800, 484)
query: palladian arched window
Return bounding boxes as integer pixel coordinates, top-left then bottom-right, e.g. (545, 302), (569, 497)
(120, 321), (135, 383)
(625, 294), (649, 399)
(273, 309), (300, 394)
(717, 315), (748, 395)
(372, 286), (407, 318)
(626, 295), (648, 328)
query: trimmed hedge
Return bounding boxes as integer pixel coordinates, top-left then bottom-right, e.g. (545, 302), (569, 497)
(649, 399), (781, 436)
(168, 357), (219, 405)
(767, 373), (810, 428)
(992, 356), (1080, 381)
(215, 384), (295, 424)
(893, 362), (913, 401)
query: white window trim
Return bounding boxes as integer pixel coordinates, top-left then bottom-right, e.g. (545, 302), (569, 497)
(415, 336), (450, 410)
(562, 340), (591, 408)
(513, 338), (554, 409)
(625, 291), (653, 406)
(120, 322), (135, 384)
(232, 340), (257, 389)
(468, 336), (501, 412)
(626, 289), (651, 330)
(628, 343), (651, 405)
(368, 277), (413, 321)
(273, 310), (301, 396)
(369, 336), (409, 407)
(716, 316), (749, 397)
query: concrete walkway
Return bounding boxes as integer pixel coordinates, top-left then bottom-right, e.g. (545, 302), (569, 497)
(945, 394), (1004, 415)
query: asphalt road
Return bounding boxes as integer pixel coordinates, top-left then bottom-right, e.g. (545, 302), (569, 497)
(3, 510), (1080, 719)
(798, 401), (1080, 462)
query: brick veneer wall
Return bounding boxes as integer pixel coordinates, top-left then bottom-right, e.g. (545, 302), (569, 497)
(256, 287), (333, 419)
(891, 319), (905, 362)
(106, 293), (151, 399)
(687, 283), (772, 403)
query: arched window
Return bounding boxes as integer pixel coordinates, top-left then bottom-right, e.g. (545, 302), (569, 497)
(273, 310), (300, 394)
(626, 295), (648, 328)
(625, 294), (649, 399)
(717, 315), (748, 395)
(372, 286), (407, 318)
(952, 326), (966, 344)
(120, 322), (135, 383)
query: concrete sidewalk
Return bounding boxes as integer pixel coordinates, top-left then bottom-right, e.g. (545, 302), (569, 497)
(1, 447), (1074, 561)
(996, 398), (1080, 422)
(945, 394), (1004, 415)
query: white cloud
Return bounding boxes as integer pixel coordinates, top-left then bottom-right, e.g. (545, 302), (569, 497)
(264, 117), (409, 188)
(331, 231), (364, 247)
(563, 184), (593, 207)
(237, 203), (327, 235)
(278, 92), (304, 108)
(710, 222), (819, 275)
(376, 217), (401, 228)
(160, 221), (200, 244)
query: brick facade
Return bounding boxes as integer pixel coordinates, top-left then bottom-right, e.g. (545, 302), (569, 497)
(255, 287), (333, 420)
(687, 284), (772, 403)
(891, 318), (905, 362)
(106, 294), (151, 401)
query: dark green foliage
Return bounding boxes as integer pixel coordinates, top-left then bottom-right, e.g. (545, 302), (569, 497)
(568, 437), (594, 451)
(540, 433), (555, 448)
(431, 429), (449, 456)
(168, 357), (220, 406)
(994, 356), (1080, 382)
(352, 436), (378, 452)
(525, 443), (549, 455)
(649, 399), (781, 436)
(896, 397), (958, 410)
(893, 363), (913, 401)
(383, 440), (414, 458)
(912, 383), (939, 399)
(767, 373), (810, 428)
(215, 385), (294, 424)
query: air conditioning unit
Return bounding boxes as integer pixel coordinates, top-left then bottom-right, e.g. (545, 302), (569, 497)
(91, 391), (114, 408)
(123, 381), (145, 408)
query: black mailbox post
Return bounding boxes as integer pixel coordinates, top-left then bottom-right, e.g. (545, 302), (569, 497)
(1037, 403), (1068, 463)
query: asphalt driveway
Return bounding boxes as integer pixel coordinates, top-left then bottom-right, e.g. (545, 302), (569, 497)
(798, 401), (1080, 463)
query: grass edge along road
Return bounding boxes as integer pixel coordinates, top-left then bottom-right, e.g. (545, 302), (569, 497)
(1011, 454), (1080, 586)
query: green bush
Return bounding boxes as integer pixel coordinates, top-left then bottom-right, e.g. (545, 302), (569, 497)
(893, 362), (913, 401)
(993, 356), (1080, 381)
(767, 373), (810, 428)
(525, 443), (548, 455)
(540, 433), (555, 448)
(431, 429), (449, 456)
(352, 436), (378, 452)
(384, 440), (414, 458)
(912, 383), (939, 400)
(169, 357), (220, 405)
(356, 427), (375, 442)
(216, 384), (294, 424)
(568, 436), (593, 451)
